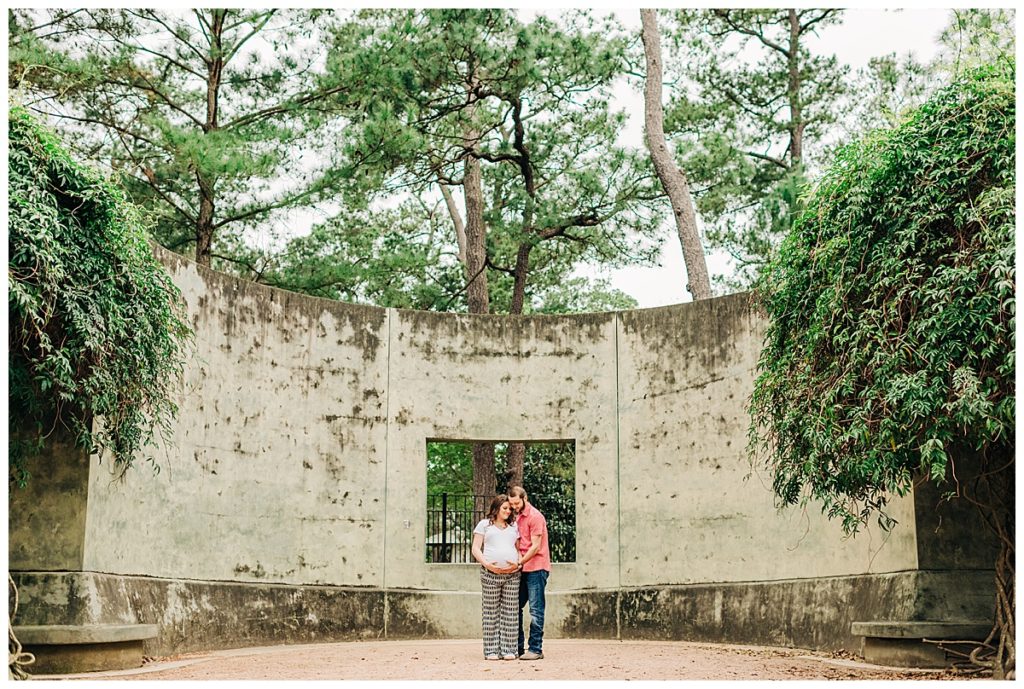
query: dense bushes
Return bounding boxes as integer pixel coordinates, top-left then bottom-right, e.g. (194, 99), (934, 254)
(9, 106), (192, 486)
(750, 60), (1014, 531)
(750, 60), (1014, 675)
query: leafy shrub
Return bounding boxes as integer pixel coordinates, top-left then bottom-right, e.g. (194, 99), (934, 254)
(9, 106), (193, 486)
(749, 60), (1015, 532)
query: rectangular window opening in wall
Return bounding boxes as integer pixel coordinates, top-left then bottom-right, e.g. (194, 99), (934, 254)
(425, 439), (576, 564)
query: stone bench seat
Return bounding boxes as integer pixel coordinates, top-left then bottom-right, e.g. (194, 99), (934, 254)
(14, 624), (158, 675)
(851, 620), (992, 668)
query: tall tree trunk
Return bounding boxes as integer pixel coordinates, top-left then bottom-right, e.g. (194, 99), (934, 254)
(196, 182), (216, 266)
(505, 251), (528, 491)
(501, 92), (536, 489)
(472, 442), (497, 524)
(508, 94), (536, 318)
(462, 118), (496, 506)
(503, 443), (525, 492)
(439, 182), (469, 271)
(196, 9), (226, 267)
(463, 152), (489, 315)
(787, 9), (804, 167)
(509, 242), (532, 317)
(640, 9), (712, 301)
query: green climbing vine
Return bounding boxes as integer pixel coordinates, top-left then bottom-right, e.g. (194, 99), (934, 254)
(8, 105), (193, 487)
(749, 60), (1014, 677)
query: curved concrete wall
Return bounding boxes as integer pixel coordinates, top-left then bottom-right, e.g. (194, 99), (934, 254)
(14, 246), (993, 655)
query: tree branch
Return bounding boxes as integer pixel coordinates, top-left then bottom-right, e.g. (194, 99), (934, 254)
(713, 9), (791, 58)
(222, 10), (277, 65)
(798, 9), (840, 36)
(222, 84), (348, 130)
(438, 182), (468, 267)
(134, 9), (209, 65)
(745, 149), (789, 169)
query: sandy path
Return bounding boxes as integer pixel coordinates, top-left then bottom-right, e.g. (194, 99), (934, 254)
(38, 638), (969, 681)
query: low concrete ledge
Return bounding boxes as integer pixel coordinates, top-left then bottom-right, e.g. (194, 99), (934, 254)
(14, 624), (157, 675)
(851, 621), (991, 640)
(852, 620), (992, 669)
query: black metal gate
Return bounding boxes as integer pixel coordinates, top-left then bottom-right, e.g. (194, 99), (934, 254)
(425, 492), (574, 563)
(425, 493), (479, 563)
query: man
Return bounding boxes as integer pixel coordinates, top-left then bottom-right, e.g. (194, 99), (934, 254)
(508, 485), (550, 660)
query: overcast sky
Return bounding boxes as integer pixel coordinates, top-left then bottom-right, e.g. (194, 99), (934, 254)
(579, 8), (954, 308)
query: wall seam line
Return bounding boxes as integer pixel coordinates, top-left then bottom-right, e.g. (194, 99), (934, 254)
(383, 307), (394, 638)
(614, 312), (622, 640)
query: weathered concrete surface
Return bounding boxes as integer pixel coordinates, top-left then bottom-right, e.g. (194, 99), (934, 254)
(851, 620), (992, 639)
(912, 464), (1002, 571)
(11, 571), (385, 655)
(385, 308), (617, 594)
(385, 590), (475, 639)
(853, 619), (994, 669)
(8, 428), (89, 571)
(21, 640), (147, 674)
(82, 248), (390, 588)
(8, 248), (994, 656)
(615, 295), (917, 585)
(614, 570), (993, 651)
(14, 624), (156, 674)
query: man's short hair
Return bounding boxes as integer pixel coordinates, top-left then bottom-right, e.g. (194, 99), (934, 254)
(509, 486), (528, 500)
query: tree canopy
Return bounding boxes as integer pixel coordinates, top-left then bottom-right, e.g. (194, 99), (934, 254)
(318, 9), (662, 315)
(8, 9), (354, 268)
(8, 105), (193, 486)
(660, 9), (848, 291)
(8, 8), (1015, 306)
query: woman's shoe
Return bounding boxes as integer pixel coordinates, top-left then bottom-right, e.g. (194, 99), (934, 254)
(485, 654), (500, 661)
(502, 654), (517, 660)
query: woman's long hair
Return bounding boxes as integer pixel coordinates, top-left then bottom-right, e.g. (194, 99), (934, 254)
(485, 494), (510, 525)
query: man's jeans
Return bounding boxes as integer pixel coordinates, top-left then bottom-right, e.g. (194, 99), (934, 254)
(518, 569), (549, 655)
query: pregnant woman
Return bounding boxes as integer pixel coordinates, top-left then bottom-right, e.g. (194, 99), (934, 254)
(471, 494), (522, 660)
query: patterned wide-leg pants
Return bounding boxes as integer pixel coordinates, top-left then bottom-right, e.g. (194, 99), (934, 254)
(480, 569), (521, 657)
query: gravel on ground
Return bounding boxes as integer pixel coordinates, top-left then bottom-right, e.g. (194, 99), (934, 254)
(36, 638), (978, 681)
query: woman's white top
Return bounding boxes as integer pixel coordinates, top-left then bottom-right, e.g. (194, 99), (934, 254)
(473, 519), (520, 566)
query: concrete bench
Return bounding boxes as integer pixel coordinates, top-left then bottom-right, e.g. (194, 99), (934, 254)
(13, 624), (158, 675)
(851, 620), (992, 668)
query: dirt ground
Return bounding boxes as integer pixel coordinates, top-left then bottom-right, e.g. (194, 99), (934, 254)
(39, 638), (975, 681)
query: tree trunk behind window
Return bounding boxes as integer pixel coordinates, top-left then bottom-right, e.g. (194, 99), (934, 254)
(462, 121), (497, 511)
(504, 443), (525, 492)
(472, 442), (498, 524)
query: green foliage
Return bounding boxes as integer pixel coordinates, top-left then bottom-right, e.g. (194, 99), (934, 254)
(534, 277), (638, 314)
(523, 442), (576, 563)
(835, 10), (1015, 146)
(264, 197), (465, 310)
(8, 9), (355, 268)
(8, 105), (193, 487)
(325, 9), (663, 314)
(935, 9), (1015, 80)
(426, 442), (473, 497)
(749, 62), (1015, 533)
(837, 53), (933, 140)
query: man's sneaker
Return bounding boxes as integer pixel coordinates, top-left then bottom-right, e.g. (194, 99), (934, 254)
(485, 654), (500, 661)
(519, 651), (543, 660)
